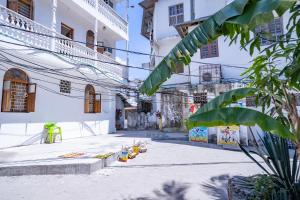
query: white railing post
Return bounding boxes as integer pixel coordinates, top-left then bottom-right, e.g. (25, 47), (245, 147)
(51, 0), (57, 51)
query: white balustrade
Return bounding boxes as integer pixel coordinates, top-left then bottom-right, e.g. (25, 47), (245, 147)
(0, 5), (124, 80)
(84, 0), (96, 7)
(80, 0), (128, 35)
(97, 0), (128, 34)
(0, 6), (52, 49)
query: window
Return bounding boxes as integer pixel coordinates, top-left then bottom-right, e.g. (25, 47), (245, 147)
(7, 0), (33, 19)
(104, 0), (114, 8)
(255, 18), (283, 46)
(175, 63), (184, 73)
(246, 96), (257, 107)
(61, 23), (74, 39)
(292, 93), (300, 106)
(200, 40), (219, 59)
(193, 93), (207, 107)
(59, 80), (71, 94)
(104, 47), (113, 54)
(169, 4), (184, 26)
(1, 68), (36, 112)
(84, 85), (101, 113)
(86, 30), (95, 49)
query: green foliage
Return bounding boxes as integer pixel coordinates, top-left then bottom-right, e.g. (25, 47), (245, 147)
(139, 0), (296, 96)
(194, 88), (257, 114)
(188, 107), (295, 141)
(251, 175), (278, 200)
(240, 132), (300, 199)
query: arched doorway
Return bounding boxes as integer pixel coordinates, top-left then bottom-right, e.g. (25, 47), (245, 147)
(2, 68), (31, 112)
(84, 84), (95, 113)
(86, 30), (95, 49)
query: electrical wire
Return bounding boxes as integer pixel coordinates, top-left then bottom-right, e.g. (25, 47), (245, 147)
(0, 23), (251, 68)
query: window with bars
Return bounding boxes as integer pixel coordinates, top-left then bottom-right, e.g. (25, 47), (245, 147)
(169, 4), (184, 26)
(61, 23), (74, 39)
(193, 93), (207, 107)
(200, 40), (219, 59)
(246, 96), (257, 107)
(255, 18), (283, 46)
(59, 80), (71, 94)
(2, 68), (36, 113)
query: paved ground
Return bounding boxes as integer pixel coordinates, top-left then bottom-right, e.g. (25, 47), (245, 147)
(0, 131), (264, 200)
(0, 131), (151, 167)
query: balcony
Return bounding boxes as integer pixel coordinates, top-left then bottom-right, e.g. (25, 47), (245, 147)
(69, 0), (128, 40)
(0, 5), (124, 82)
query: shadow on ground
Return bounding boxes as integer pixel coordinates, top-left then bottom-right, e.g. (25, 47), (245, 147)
(123, 180), (189, 200)
(201, 174), (230, 200)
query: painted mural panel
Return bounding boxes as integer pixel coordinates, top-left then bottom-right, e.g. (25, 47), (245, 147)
(189, 127), (208, 143)
(217, 126), (240, 145)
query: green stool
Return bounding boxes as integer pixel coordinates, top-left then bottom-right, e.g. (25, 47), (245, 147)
(44, 123), (62, 144)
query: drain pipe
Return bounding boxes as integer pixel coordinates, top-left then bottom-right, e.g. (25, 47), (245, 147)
(190, 0), (195, 20)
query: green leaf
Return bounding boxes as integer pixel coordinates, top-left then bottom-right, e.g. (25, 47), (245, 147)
(139, 0), (295, 96)
(194, 88), (257, 114)
(188, 107), (296, 141)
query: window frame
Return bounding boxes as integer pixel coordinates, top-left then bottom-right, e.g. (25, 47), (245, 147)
(200, 40), (219, 59)
(61, 23), (74, 40)
(86, 30), (95, 49)
(255, 18), (284, 46)
(168, 3), (184, 26)
(7, 0), (34, 20)
(1, 68), (36, 113)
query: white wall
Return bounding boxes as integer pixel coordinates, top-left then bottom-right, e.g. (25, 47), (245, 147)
(153, 0), (191, 41)
(0, 63), (116, 139)
(153, 0), (292, 85)
(194, 0), (226, 19)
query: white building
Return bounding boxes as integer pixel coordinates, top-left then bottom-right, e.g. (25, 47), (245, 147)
(0, 0), (129, 148)
(139, 0), (292, 141)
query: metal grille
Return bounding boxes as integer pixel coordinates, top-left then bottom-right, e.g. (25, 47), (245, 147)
(59, 80), (71, 94)
(255, 18), (283, 46)
(193, 93), (207, 107)
(199, 64), (221, 84)
(10, 81), (28, 112)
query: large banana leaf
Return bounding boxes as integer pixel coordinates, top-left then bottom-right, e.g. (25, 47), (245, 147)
(188, 107), (296, 141)
(194, 87), (257, 114)
(139, 0), (295, 96)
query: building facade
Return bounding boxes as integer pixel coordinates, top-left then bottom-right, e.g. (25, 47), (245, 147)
(140, 0), (293, 142)
(0, 0), (129, 148)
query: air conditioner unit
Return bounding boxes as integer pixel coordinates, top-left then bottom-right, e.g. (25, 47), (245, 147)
(199, 64), (221, 84)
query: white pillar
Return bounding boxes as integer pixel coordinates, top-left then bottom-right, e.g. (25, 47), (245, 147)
(94, 19), (98, 52)
(51, 0), (57, 51)
(94, 19), (98, 68)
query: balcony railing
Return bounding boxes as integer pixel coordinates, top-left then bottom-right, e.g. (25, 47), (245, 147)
(0, 5), (124, 81)
(82, 0), (128, 36)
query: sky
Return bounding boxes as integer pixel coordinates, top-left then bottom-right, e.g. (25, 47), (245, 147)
(116, 0), (151, 81)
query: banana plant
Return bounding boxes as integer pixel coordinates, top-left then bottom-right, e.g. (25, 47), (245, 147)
(139, 0), (296, 96)
(187, 88), (296, 142)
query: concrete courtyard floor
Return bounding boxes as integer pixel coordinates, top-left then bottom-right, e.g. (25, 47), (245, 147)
(0, 131), (264, 200)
